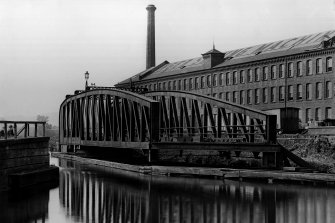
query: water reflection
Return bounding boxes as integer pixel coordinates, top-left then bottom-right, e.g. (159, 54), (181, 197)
(0, 185), (50, 223)
(58, 159), (335, 223)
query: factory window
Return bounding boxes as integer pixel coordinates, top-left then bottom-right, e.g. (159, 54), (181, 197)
(306, 83), (312, 100)
(163, 82), (166, 90)
(183, 79), (187, 90)
(189, 78), (193, 90)
(247, 90), (252, 104)
(158, 83), (162, 90)
(306, 108), (311, 122)
(262, 88), (268, 103)
(153, 84), (156, 90)
(255, 68), (260, 81)
(326, 107), (332, 119)
(315, 108), (321, 121)
(195, 77), (199, 89)
(279, 64), (285, 78)
(201, 76), (205, 88)
(233, 71), (238, 85)
(297, 61), (302, 76)
(240, 90), (244, 104)
(226, 72), (231, 85)
(255, 89), (260, 104)
(226, 92), (230, 102)
(173, 81), (176, 90)
(288, 85), (293, 101)
(240, 70), (245, 83)
(207, 75), (211, 87)
(263, 66), (268, 80)
(213, 93), (217, 98)
(247, 69), (252, 82)
(271, 65), (276, 79)
(178, 80), (182, 90)
(316, 82), (322, 99)
(270, 87), (276, 102)
(297, 84), (302, 100)
(288, 62), (293, 77)
(279, 86), (285, 102)
(219, 73), (224, 86)
(326, 57), (333, 72)
(326, 81), (332, 98)
(316, 58), (322, 74)
(233, 91), (238, 103)
(219, 93), (223, 99)
(306, 60), (312, 75)
(169, 81), (172, 90)
(213, 74), (217, 87)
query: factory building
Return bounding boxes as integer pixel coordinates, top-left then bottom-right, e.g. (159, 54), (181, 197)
(116, 5), (335, 130)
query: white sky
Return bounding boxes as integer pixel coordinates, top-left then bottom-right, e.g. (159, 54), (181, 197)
(0, 0), (335, 124)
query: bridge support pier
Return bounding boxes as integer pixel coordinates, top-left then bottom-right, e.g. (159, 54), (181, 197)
(262, 152), (283, 168)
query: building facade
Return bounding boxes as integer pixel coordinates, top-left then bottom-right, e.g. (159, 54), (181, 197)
(116, 9), (335, 129)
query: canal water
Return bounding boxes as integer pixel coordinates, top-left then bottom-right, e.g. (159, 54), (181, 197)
(1, 157), (335, 223)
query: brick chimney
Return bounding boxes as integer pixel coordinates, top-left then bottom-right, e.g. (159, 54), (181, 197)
(146, 4), (156, 69)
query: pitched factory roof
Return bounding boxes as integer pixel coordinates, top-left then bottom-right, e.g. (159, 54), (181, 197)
(117, 30), (335, 85)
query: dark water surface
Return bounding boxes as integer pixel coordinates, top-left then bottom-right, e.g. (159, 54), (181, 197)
(1, 157), (335, 223)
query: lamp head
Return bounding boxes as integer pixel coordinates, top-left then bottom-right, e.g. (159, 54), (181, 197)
(85, 71), (89, 80)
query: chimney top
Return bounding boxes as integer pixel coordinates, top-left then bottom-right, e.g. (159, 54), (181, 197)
(146, 4), (156, 10)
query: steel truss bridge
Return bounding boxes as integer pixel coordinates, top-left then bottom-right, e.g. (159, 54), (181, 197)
(59, 88), (309, 168)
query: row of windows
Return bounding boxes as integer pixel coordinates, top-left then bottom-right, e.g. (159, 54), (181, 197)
(210, 82), (333, 105)
(305, 107), (332, 122)
(142, 57), (333, 91)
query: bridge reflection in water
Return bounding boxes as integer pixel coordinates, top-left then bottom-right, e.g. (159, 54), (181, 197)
(59, 160), (335, 223)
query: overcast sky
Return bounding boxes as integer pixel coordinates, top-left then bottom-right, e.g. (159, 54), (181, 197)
(1, 0), (335, 124)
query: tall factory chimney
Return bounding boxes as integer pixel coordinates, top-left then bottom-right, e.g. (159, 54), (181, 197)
(146, 4), (156, 69)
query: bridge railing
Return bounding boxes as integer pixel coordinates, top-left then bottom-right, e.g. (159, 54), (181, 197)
(0, 121), (46, 140)
(145, 91), (277, 144)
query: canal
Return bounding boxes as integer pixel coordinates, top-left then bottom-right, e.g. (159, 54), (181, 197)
(1, 157), (335, 223)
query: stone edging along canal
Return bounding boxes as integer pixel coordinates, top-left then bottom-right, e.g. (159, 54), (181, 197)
(51, 152), (335, 185)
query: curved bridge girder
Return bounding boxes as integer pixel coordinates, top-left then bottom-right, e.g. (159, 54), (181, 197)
(144, 91), (277, 144)
(59, 89), (159, 149)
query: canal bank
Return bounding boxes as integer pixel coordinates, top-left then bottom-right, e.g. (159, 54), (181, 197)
(0, 121), (59, 191)
(51, 152), (335, 185)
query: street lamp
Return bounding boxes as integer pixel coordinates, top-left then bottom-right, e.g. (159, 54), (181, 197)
(85, 71), (89, 90)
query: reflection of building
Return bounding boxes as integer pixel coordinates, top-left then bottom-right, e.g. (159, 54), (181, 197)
(116, 5), (335, 130)
(59, 163), (335, 223)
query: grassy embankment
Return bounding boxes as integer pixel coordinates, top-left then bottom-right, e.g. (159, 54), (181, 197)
(281, 136), (335, 173)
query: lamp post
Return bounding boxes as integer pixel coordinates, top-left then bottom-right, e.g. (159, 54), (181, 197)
(85, 71), (89, 90)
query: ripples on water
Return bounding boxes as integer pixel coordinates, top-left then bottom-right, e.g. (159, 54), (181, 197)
(1, 157), (335, 223)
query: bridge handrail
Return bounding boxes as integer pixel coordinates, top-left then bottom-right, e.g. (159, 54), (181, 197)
(0, 121), (46, 140)
(145, 90), (271, 120)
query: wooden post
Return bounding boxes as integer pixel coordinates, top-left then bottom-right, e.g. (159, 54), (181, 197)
(23, 123), (27, 138)
(4, 123), (7, 140)
(14, 123), (17, 139)
(34, 123), (38, 137)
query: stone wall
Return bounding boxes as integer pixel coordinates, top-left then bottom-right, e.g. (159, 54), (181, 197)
(0, 137), (50, 191)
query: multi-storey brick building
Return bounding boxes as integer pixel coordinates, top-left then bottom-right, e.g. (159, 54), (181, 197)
(116, 5), (335, 129)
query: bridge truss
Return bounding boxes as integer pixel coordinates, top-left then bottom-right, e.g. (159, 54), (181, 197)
(59, 89), (308, 168)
